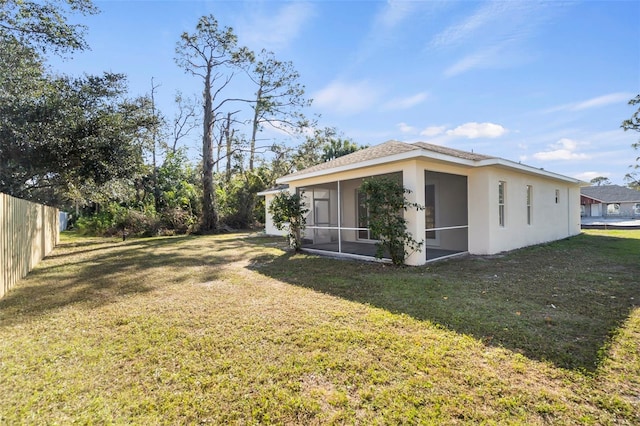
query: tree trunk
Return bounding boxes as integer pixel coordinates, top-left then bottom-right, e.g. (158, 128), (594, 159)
(249, 86), (262, 172)
(150, 78), (161, 213)
(225, 112), (233, 182)
(201, 65), (218, 232)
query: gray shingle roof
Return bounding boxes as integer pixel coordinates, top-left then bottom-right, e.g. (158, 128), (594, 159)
(282, 140), (416, 179)
(581, 185), (640, 203)
(411, 141), (493, 161)
(281, 140), (494, 180)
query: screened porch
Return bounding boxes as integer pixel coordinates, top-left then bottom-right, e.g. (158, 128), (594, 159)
(297, 171), (469, 263)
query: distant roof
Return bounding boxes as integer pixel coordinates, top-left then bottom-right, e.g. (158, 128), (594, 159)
(581, 185), (640, 203)
(277, 140), (580, 185)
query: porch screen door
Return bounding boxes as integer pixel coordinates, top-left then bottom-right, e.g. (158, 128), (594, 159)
(425, 184), (436, 240)
(356, 190), (378, 240)
(314, 199), (331, 243)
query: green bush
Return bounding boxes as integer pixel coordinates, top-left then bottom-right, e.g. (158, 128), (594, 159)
(75, 203), (161, 237)
(361, 177), (423, 265)
(268, 191), (308, 251)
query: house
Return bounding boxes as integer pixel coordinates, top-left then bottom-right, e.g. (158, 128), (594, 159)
(580, 184), (640, 217)
(260, 140), (584, 266)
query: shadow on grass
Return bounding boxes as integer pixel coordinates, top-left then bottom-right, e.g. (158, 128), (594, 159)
(0, 234), (248, 327)
(252, 233), (640, 372)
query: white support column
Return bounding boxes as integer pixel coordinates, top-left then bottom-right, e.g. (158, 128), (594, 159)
(337, 180), (342, 253)
(402, 161), (426, 266)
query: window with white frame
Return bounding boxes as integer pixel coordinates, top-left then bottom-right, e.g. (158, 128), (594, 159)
(526, 185), (533, 225)
(498, 181), (506, 227)
(634, 203), (640, 215)
(607, 203), (620, 215)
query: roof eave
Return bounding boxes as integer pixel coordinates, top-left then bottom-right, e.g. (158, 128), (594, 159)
(276, 149), (477, 184)
(476, 158), (586, 185)
(276, 144), (584, 186)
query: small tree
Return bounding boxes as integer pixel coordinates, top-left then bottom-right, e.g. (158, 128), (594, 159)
(590, 176), (611, 186)
(268, 191), (308, 251)
(361, 177), (423, 265)
(622, 94), (640, 178)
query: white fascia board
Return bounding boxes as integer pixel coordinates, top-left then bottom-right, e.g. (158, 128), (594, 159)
(475, 158), (586, 185)
(257, 188), (289, 196)
(581, 195), (605, 203)
(276, 149), (476, 184)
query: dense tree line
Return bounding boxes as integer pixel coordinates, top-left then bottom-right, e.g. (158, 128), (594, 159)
(0, 1), (364, 236)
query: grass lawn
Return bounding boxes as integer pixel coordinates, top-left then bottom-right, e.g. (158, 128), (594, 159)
(0, 230), (638, 424)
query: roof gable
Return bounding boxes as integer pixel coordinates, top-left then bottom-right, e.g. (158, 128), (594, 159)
(282, 140), (418, 180)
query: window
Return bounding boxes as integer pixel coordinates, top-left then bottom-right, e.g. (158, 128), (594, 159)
(555, 189), (560, 204)
(498, 181), (506, 227)
(607, 203), (620, 215)
(634, 203), (640, 215)
(526, 185), (533, 225)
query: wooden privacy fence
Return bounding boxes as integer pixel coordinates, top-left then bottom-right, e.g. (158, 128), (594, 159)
(1, 193), (59, 299)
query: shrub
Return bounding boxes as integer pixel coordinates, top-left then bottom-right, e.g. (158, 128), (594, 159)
(160, 207), (197, 234)
(268, 191), (308, 251)
(360, 177), (423, 265)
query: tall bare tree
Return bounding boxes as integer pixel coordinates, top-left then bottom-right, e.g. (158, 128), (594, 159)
(169, 91), (199, 154)
(175, 15), (252, 232)
(247, 49), (312, 171)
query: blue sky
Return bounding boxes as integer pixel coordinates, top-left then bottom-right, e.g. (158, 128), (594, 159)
(50, 0), (640, 184)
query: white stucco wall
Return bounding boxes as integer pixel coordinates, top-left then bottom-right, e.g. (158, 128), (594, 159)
(468, 167), (581, 255)
(262, 192), (287, 237)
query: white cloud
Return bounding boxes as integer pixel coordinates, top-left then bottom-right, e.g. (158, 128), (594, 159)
(430, 1), (505, 48)
(443, 48), (501, 77)
(532, 138), (590, 161)
(237, 3), (315, 50)
(430, 1), (555, 49)
(420, 126), (447, 137)
(575, 171), (611, 182)
(545, 92), (634, 113)
(313, 80), (380, 115)
(433, 2), (564, 77)
(375, 0), (417, 30)
(446, 122), (508, 139)
(397, 122), (417, 133)
(384, 92), (429, 110)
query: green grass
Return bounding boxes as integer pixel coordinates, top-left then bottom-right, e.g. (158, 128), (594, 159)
(0, 230), (638, 424)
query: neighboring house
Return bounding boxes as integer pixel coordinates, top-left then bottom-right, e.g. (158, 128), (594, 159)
(260, 140), (584, 266)
(580, 185), (640, 217)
